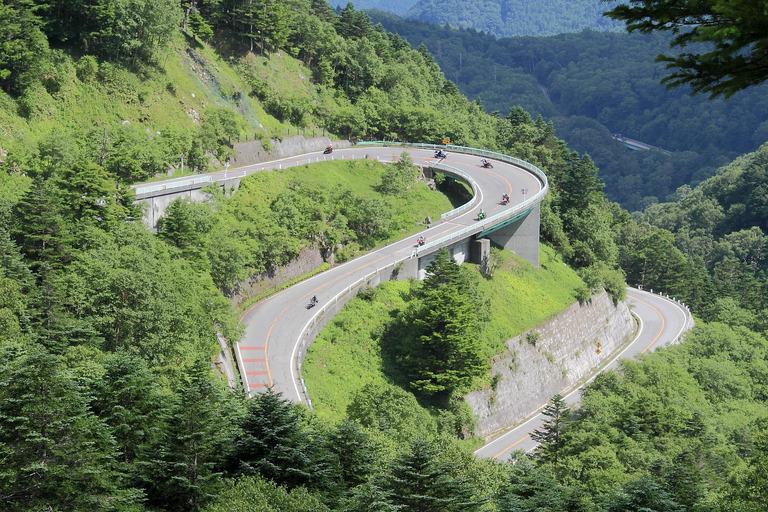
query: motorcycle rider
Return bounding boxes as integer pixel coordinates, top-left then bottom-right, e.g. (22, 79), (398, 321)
(478, 209), (485, 219)
(502, 193), (509, 204)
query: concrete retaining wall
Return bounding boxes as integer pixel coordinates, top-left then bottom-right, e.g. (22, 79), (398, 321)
(465, 291), (635, 438)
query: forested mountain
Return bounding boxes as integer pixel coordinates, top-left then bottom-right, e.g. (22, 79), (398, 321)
(406, 0), (622, 37)
(332, 0), (622, 37)
(330, 0), (417, 15)
(1, 0), (767, 510)
(369, 11), (768, 211)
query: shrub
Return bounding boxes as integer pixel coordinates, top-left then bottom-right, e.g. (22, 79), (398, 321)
(76, 55), (99, 83)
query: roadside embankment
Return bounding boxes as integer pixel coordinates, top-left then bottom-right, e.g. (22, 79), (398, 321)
(466, 291), (634, 438)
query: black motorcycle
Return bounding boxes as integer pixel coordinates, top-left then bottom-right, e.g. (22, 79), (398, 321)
(307, 296), (318, 309)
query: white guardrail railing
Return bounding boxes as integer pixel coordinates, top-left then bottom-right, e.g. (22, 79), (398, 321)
(133, 175), (212, 196)
(294, 142), (550, 406)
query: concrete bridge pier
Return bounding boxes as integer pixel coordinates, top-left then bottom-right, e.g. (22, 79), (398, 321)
(471, 238), (491, 274)
(485, 204), (541, 268)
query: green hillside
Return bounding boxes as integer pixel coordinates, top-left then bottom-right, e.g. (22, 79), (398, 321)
(369, 12), (768, 212)
(2, 1), (768, 510)
(304, 244), (584, 423)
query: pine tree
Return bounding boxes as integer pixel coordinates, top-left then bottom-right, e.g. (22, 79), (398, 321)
(383, 438), (484, 512)
(0, 344), (142, 510)
(530, 394), (572, 466)
(140, 360), (239, 511)
(226, 387), (313, 489)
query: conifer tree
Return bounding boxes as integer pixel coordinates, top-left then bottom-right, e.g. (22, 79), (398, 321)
(227, 387), (314, 489)
(530, 394), (572, 466)
(0, 344), (142, 510)
(383, 438), (484, 512)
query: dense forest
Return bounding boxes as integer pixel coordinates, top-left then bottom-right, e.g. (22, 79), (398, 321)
(331, 0), (622, 37)
(1, 0), (767, 510)
(406, 0), (622, 37)
(369, 11), (768, 211)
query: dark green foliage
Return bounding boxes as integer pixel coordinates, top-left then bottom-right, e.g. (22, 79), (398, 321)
(530, 393), (571, 466)
(140, 360), (240, 511)
(37, 0), (182, 65)
(11, 178), (73, 272)
(394, 249), (487, 397)
(370, 12), (768, 212)
(0, 344), (142, 510)
(323, 419), (378, 489)
(501, 457), (592, 512)
(157, 197), (214, 266)
(91, 352), (169, 478)
(604, 475), (683, 512)
(382, 438), (485, 512)
(0, 0), (49, 95)
(227, 388), (314, 488)
(405, 0), (622, 37)
(604, 0), (768, 98)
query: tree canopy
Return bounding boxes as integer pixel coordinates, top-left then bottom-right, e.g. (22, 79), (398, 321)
(604, 0), (768, 97)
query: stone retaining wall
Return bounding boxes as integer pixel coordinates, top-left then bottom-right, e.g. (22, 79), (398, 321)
(466, 291), (635, 438)
(232, 247), (325, 308)
(230, 135), (353, 168)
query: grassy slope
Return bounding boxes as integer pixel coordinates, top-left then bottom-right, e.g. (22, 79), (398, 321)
(303, 243), (584, 422)
(232, 158), (461, 240)
(0, 35), (322, 166)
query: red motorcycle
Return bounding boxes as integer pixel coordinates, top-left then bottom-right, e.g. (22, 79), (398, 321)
(323, 146), (333, 154)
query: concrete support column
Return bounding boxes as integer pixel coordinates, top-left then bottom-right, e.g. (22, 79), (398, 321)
(471, 238), (491, 274)
(486, 204), (540, 268)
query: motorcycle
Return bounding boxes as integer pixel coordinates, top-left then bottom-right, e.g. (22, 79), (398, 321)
(477, 210), (486, 220)
(323, 146), (333, 154)
(501, 194), (509, 205)
(307, 296), (318, 309)
(416, 236), (426, 247)
(434, 150), (447, 158)
(481, 159), (493, 169)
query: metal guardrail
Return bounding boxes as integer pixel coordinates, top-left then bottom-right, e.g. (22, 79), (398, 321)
(355, 142), (549, 255)
(133, 175), (212, 195)
(295, 258), (406, 407)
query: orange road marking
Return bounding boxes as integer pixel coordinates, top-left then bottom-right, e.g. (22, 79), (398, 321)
(493, 434), (530, 459)
(627, 294), (665, 354)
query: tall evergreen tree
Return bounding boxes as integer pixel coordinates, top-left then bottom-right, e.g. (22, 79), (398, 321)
(383, 438), (484, 512)
(0, 344), (142, 510)
(226, 387), (314, 489)
(140, 360), (238, 511)
(530, 393), (572, 466)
